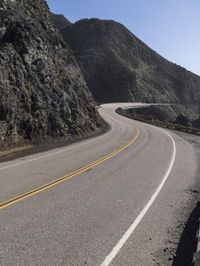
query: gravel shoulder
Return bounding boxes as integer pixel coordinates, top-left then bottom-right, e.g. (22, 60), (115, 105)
(155, 130), (200, 266)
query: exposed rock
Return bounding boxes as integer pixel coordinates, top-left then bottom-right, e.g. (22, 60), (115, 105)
(175, 114), (190, 127)
(192, 118), (200, 129)
(0, 0), (100, 149)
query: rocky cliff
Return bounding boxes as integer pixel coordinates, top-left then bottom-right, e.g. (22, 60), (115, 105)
(0, 1), (100, 149)
(60, 18), (200, 108)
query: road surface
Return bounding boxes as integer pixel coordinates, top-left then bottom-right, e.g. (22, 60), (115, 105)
(0, 103), (197, 265)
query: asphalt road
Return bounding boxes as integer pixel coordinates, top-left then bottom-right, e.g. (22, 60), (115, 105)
(0, 103), (197, 266)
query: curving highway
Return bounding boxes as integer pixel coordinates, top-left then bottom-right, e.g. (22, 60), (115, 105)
(0, 103), (197, 265)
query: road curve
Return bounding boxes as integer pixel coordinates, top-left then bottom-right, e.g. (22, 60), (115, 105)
(0, 103), (197, 266)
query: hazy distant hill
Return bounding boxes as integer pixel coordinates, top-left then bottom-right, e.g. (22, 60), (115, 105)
(59, 18), (200, 109)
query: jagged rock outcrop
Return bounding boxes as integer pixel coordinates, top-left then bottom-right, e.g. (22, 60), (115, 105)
(60, 18), (200, 107)
(0, 0), (100, 149)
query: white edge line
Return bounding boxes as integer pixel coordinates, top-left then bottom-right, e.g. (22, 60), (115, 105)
(0, 111), (115, 171)
(100, 128), (176, 266)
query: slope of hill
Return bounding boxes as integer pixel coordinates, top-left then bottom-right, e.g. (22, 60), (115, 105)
(51, 13), (71, 30)
(60, 18), (200, 109)
(0, 1), (100, 149)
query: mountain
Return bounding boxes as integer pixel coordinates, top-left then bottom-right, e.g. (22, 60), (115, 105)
(60, 18), (200, 109)
(0, 1), (100, 149)
(51, 14), (71, 30)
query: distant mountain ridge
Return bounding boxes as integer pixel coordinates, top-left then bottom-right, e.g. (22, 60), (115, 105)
(56, 16), (200, 111)
(51, 13), (71, 30)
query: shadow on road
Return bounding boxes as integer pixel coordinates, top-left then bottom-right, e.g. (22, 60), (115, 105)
(172, 202), (200, 266)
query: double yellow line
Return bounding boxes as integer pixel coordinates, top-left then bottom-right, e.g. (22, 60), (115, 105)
(0, 127), (139, 210)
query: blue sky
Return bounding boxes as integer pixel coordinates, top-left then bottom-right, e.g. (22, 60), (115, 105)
(47, 0), (200, 76)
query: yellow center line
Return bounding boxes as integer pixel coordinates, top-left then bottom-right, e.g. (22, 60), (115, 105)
(0, 127), (140, 210)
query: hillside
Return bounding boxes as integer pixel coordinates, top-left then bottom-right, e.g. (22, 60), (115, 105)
(0, 1), (100, 149)
(60, 18), (200, 110)
(51, 13), (71, 30)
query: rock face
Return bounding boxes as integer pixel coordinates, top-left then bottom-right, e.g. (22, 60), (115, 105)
(60, 18), (200, 106)
(0, 1), (100, 149)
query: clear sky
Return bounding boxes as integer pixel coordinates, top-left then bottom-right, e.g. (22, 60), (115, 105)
(47, 0), (200, 76)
